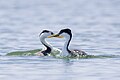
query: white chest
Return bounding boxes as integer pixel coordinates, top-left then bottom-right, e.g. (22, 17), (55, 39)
(61, 48), (69, 56)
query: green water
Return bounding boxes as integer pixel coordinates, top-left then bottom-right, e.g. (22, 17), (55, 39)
(6, 49), (42, 56)
(6, 49), (120, 59)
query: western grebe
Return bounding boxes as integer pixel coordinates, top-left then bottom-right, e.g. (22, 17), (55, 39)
(35, 30), (61, 56)
(49, 28), (87, 57)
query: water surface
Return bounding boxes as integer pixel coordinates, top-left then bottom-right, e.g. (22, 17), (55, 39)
(0, 0), (120, 80)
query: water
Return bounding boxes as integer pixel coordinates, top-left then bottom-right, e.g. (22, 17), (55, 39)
(0, 0), (120, 80)
(0, 56), (120, 80)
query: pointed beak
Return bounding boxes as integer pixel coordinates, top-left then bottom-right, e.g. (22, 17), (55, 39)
(48, 34), (64, 38)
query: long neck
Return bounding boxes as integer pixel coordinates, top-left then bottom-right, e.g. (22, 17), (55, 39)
(40, 38), (53, 53)
(62, 36), (71, 56)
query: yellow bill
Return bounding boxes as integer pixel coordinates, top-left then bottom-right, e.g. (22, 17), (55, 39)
(48, 34), (64, 38)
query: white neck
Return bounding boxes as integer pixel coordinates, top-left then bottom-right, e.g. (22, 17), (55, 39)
(61, 36), (71, 56)
(40, 38), (53, 50)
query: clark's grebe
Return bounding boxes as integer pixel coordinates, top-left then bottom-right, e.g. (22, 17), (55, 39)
(49, 28), (87, 57)
(35, 30), (61, 56)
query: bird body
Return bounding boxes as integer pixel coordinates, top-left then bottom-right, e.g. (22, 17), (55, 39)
(49, 28), (87, 57)
(35, 30), (61, 56)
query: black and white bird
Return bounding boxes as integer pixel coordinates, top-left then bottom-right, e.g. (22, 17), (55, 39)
(35, 30), (61, 56)
(49, 28), (87, 57)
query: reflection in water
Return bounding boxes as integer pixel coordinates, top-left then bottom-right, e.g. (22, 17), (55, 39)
(59, 59), (74, 80)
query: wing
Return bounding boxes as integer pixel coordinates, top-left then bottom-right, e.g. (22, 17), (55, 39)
(70, 49), (87, 57)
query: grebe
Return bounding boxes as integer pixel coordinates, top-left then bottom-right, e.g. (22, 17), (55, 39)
(35, 30), (61, 56)
(49, 28), (87, 57)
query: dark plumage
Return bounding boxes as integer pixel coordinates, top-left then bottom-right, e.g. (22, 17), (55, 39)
(70, 49), (87, 57)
